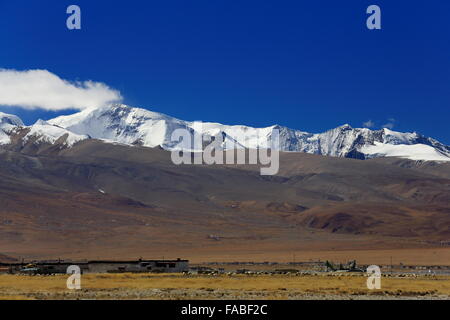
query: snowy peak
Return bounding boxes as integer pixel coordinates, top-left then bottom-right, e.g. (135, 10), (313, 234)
(48, 104), (188, 147)
(23, 119), (89, 147)
(0, 112), (88, 148)
(0, 112), (24, 144)
(0, 112), (24, 128)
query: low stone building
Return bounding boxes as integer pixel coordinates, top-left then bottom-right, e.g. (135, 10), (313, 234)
(86, 259), (189, 273)
(0, 258), (189, 274)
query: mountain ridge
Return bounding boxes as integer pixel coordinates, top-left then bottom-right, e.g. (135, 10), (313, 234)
(0, 104), (449, 162)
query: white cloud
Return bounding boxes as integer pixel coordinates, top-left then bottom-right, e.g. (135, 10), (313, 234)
(382, 118), (396, 129)
(0, 69), (122, 111)
(363, 120), (375, 128)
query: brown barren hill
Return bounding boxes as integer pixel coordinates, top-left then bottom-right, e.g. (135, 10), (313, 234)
(0, 140), (449, 264)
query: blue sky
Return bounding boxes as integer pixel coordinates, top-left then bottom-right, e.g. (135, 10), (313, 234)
(0, 0), (449, 143)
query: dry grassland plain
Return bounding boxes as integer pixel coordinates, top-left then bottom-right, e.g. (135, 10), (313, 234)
(0, 273), (449, 300)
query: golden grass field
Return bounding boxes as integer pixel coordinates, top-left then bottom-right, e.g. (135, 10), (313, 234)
(0, 273), (449, 300)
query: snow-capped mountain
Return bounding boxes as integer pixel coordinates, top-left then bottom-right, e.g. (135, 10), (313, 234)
(0, 112), (24, 144)
(47, 104), (450, 161)
(22, 119), (89, 147)
(282, 124), (450, 161)
(48, 104), (192, 149)
(0, 113), (89, 148)
(1, 104), (449, 161)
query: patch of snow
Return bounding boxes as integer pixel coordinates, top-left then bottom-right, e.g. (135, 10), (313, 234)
(360, 142), (450, 162)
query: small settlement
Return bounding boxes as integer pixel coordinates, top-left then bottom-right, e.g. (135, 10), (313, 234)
(0, 258), (189, 274)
